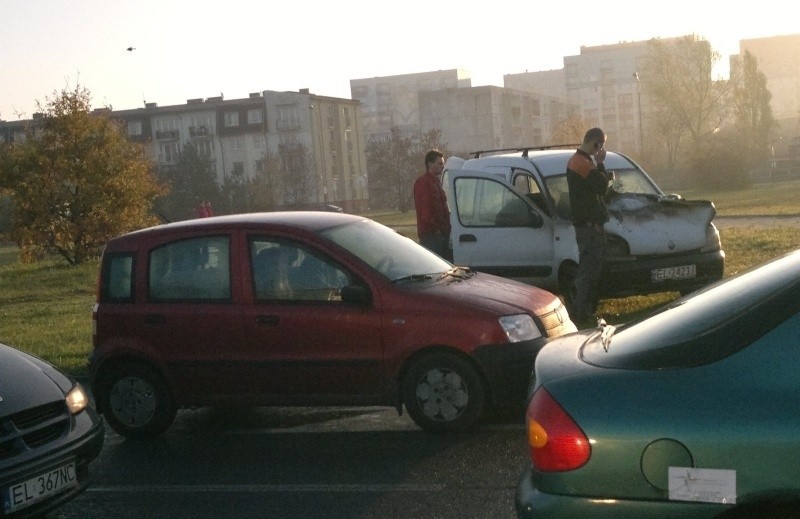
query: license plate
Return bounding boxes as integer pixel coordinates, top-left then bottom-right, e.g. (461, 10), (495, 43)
(3, 461), (77, 514)
(651, 264), (697, 282)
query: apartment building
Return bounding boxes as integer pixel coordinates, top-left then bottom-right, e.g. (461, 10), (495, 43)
(419, 86), (577, 156)
(350, 69), (472, 142)
(736, 33), (800, 123)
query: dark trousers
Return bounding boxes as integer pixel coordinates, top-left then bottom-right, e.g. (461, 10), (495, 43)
(419, 233), (453, 262)
(573, 225), (606, 320)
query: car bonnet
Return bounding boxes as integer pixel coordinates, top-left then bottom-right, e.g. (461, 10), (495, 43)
(0, 344), (70, 416)
(421, 271), (561, 316)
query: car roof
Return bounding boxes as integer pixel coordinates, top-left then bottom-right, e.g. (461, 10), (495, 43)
(107, 211), (368, 244)
(459, 150), (631, 178)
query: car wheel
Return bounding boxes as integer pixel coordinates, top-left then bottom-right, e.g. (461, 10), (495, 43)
(402, 353), (487, 432)
(559, 262), (579, 315)
(98, 362), (176, 439)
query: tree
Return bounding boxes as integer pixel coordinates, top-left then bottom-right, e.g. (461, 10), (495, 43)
(732, 50), (775, 170)
(1, 84), (164, 264)
(277, 142), (315, 207)
(641, 36), (731, 178)
(549, 114), (587, 146)
(156, 141), (221, 221)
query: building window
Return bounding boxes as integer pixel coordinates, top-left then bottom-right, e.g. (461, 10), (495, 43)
(252, 135), (265, 149)
(127, 120), (142, 136)
(233, 137), (244, 151)
(224, 112), (240, 127)
(247, 109), (263, 124)
(232, 161), (244, 175)
(196, 140), (213, 158)
(159, 142), (179, 164)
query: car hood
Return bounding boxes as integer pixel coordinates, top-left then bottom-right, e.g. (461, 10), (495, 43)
(605, 192), (716, 255)
(0, 343), (71, 416)
(420, 271), (562, 316)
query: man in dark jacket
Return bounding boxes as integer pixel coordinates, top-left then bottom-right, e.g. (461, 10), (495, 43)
(566, 128), (615, 323)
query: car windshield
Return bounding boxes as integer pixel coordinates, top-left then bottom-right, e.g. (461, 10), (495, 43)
(581, 250), (800, 369)
(320, 219), (452, 280)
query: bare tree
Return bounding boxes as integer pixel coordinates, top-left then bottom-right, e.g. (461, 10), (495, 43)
(278, 142), (315, 208)
(732, 50), (775, 168)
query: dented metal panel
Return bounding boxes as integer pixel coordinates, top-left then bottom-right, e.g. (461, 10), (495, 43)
(606, 192), (716, 255)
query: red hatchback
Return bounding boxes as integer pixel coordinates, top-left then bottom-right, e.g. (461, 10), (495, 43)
(90, 212), (575, 438)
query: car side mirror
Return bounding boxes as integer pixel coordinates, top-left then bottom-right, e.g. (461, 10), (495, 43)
(341, 284), (372, 305)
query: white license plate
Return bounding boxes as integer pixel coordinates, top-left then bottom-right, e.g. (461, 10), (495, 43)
(3, 461), (77, 514)
(651, 264), (697, 282)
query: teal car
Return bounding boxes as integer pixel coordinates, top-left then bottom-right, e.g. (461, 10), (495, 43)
(516, 249), (800, 518)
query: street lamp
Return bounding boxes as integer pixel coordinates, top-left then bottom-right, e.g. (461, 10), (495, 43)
(633, 72), (644, 156)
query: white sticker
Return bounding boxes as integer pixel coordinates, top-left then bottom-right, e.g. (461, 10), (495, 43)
(668, 467), (736, 504)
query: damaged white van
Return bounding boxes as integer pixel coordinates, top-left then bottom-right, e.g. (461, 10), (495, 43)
(442, 148), (725, 305)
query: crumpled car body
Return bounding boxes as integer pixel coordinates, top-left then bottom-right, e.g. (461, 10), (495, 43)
(443, 149), (725, 301)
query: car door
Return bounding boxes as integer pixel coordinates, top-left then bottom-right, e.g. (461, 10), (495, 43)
(141, 233), (248, 402)
(448, 172), (556, 283)
(241, 235), (385, 401)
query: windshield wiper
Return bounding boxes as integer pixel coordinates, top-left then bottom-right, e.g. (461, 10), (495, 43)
(438, 265), (474, 280)
(598, 318), (616, 352)
(392, 273), (434, 284)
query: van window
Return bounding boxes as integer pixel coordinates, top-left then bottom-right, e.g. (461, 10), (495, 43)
(250, 238), (350, 302)
(455, 177), (535, 227)
(101, 253), (134, 302)
(149, 236), (230, 301)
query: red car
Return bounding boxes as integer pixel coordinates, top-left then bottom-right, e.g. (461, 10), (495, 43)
(90, 212), (575, 438)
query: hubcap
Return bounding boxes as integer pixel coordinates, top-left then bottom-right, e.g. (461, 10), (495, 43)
(108, 376), (157, 428)
(415, 368), (468, 422)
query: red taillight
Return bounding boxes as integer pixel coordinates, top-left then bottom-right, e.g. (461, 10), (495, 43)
(526, 387), (590, 472)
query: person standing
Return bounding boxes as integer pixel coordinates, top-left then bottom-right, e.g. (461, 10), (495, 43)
(413, 149), (452, 261)
(566, 128), (615, 323)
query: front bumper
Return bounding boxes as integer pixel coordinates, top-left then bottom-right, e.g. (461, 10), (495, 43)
(602, 249), (725, 298)
(1, 409), (104, 518)
(515, 466), (727, 519)
(472, 338), (546, 409)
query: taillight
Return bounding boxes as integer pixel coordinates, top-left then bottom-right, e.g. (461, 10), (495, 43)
(526, 387), (590, 472)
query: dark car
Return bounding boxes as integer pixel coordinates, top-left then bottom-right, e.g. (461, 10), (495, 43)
(516, 249), (800, 518)
(90, 212), (576, 439)
(1, 342), (104, 517)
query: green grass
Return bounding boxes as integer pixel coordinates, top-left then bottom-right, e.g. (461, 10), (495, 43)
(2, 182), (800, 377)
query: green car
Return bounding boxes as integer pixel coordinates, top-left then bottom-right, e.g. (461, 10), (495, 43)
(516, 249), (800, 518)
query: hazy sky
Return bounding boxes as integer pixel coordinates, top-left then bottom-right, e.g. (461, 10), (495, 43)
(1, 0), (797, 119)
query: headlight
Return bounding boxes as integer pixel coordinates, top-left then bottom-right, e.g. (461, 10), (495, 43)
(65, 383), (89, 414)
(499, 314), (542, 342)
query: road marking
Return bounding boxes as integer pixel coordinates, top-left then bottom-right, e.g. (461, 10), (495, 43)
(87, 483), (446, 493)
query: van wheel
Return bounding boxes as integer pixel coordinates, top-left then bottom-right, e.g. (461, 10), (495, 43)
(98, 362), (176, 439)
(402, 353), (486, 432)
(559, 262), (579, 315)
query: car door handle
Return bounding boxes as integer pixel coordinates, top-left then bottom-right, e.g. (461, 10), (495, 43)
(144, 314), (166, 325)
(459, 234), (477, 243)
(256, 315), (279, 326)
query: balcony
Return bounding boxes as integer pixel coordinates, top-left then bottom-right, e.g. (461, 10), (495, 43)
(189, 126), (209, 138)
(155, 129), (179, 140)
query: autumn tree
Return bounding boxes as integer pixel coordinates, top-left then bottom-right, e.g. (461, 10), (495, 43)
(641, 35), (731, 178)
(549, 114), (586, 147)
(1, 84), (164, 264)
(277, 142), (315, 207)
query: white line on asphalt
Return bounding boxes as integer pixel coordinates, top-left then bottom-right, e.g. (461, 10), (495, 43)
(86, 483), (446, 493)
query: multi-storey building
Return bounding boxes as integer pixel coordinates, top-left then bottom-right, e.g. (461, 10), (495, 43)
(1, 90), (370, 213)
(350, 69), (472, 142)
(419, 85), (577, 156)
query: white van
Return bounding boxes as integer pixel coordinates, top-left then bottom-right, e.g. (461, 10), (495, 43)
(442, 148), (725, 306)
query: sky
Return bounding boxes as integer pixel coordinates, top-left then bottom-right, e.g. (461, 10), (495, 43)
(2, 0), (798, 120)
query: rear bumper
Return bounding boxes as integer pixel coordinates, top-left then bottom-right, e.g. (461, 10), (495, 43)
(515, 466), (727, 519)
(602, 249), (725, 297)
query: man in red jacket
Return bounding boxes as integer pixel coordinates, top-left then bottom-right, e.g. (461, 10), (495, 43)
(413, 149), (452, 261)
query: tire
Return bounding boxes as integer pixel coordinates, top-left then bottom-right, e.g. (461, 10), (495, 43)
(97, 361), (176, 440)
(402, 353), (487, 432)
